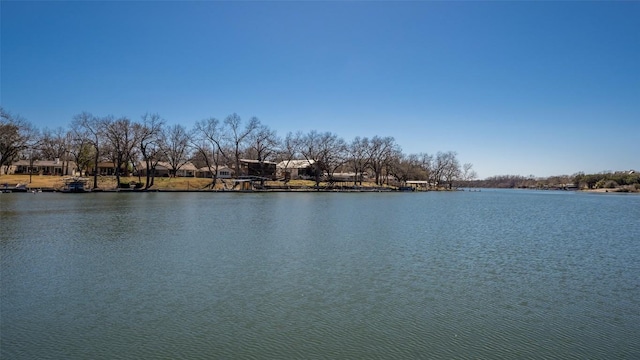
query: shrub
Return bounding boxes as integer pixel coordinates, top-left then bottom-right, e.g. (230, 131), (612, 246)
(604, 180), (619, 189)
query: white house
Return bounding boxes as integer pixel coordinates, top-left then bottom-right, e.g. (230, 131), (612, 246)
(137, 161), (199, 177)
(276, 159), (316, 180)
(4, 159), (78, 176)
(197, 165), (234, 179)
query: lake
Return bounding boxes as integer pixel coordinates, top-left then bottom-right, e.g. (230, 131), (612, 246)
(1, 190), (639, 359)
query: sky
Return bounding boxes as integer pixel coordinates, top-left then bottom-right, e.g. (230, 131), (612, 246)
(1, 1), (638, 179)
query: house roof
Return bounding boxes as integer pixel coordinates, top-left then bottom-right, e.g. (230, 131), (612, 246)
(11, 159), (74, 166)
(137, 161), (198, 171)
(276, 159), (315, 169)
(179, 162), (199, 171)
(137, 161), (169, 170)
(198, 165), (234, 173)
(240, 159), (277, 165)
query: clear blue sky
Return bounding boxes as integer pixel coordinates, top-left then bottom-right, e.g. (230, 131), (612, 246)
(2, 1), (638, 179)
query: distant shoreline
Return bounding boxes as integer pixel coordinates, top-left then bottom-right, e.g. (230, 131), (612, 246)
(4, 187), (638, 195)
(579, 188), (639, 194)
(2, 174), (638, 194)
(1, 186), (406, 194)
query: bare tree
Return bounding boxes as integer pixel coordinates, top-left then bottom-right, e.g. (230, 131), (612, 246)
(461, 163), (477, 181)
(160, 124), (191, 177)
(418, 153), (434, 186)
(40, 127), (72, 176)
(191, 117), (228, 188)
(389, 153), (421, 185)
(224, 113), (259, 177)
(102, 116), (139, 188)
(40, 127), (68, 161)
(431, 152), (445, 187)
(434, 151), (461, 189)
(247, 123), (279, 183)
(298, 131), (346, 188)
(348, 136), (370, 186)
(317, 132), (347, 184)
(68, 135), (94, 177)
(298, 130), (323, 187)
(71, 112), (102, 189)
(367, 136), (398, 186)
(0, 108), (39, 175)
(275, 131), (302, 182)
(137, 113), (165, 189)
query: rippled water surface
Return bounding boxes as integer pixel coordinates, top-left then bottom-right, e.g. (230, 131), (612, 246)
(2, 190), (639, 359)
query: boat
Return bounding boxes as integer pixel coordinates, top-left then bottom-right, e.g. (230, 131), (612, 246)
(62, 177), (89, 193)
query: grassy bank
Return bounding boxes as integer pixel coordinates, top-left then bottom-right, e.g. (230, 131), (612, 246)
(0, 174), (392, 192)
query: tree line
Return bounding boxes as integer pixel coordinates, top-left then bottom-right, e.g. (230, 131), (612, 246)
(462, 172), (639, 191)
(1, 107), (475, 190)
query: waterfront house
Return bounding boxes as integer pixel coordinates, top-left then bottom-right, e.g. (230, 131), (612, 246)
(196, 165), (234, 179)
(5, 159), (78, 176)
(136, 161), (199, 177)
(136, 161), (170, 177)
(175, 162), (198, 177)
(276, 159), (316, 180)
